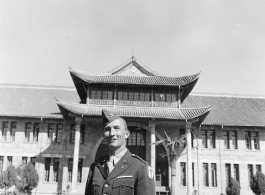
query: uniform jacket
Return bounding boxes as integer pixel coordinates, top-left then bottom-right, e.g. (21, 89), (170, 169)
(85, 150), (156, 195)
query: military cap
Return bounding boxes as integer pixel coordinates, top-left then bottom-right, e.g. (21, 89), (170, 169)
(102, 109), (122, 127)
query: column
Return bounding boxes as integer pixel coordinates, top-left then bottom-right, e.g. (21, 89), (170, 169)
(71, 117), (82, 193)
(186, 122), (192, 195)
(149, 119), (156, 180)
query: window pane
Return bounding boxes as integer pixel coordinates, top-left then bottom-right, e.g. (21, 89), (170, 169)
(166, 94), (172, 102)
(134, 92), (138, 101)
(203, 163), (209, 187)
(48, 124), (54, 142)
(139, 92), (145, 101)
(223, 131), (229, 149)
(91, 90), (96, 99)
(53, 158), (60, 182)
(45, 158), (51, 182)
(256, 165), (262, 172)
(118, 92), (122, 100)
(96, 90), (101, 99)
(25, 123), (31, 142)
(202, 130), (207, 148)
(68, 158), (73, 182)
(231, 131), (238, 149)
(10, 122), (16, 141)
(78, 159), (83, 183)
(129, 92), (134, 101)
(225, 164), (231, 187)
(211, 163), (217, 187)
(248, 164), (253, 186)
(80, 125), (85, 144)
(234, 164), (240, 183)
(70, 125), (76, 144)
(31, 157), (36, 167)
(0, 156), (4, 172)
(180, 162), (186, 186)
(245, 131), (251, 150)
(253, 132), (260, 150)
(209, 130), (215, 148)
(34, 123), (40, 142)
(56, 124), (63, 143)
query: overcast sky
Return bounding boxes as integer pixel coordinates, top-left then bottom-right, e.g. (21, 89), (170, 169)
(1, 0), (265, 95)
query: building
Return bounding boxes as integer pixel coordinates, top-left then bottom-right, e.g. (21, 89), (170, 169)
(0, 57), (265, 195)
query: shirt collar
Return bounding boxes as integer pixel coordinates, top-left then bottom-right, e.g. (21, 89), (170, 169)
(109, 148), (128, 165)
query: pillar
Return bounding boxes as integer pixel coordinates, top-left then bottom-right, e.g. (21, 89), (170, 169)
(71, 117), (82, 193)
(186, 122), (192, 195)
(149, 119), (156, 180)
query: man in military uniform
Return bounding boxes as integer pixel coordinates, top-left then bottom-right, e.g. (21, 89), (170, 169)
(85, 109), (156, 195)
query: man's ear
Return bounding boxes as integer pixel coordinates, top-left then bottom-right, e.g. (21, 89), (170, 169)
(125, 130), (130, 139)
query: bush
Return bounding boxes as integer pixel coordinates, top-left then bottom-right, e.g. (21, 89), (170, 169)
(226, 177), (240, 195)
(0, 165), (16, 192)
(16, 163), (39, 193)
(250, 171), (265, 195)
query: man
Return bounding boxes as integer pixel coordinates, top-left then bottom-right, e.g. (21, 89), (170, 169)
(85, 109), (156, 195)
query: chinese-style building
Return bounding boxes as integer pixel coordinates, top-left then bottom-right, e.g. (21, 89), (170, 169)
(0, 57), (265, 195)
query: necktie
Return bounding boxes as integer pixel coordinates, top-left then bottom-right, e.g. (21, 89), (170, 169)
(107, 156), (115, 174)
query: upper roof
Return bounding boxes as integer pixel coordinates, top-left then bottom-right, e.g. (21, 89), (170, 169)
(0, 84), (265, 127)
(109, 56), (158, 76)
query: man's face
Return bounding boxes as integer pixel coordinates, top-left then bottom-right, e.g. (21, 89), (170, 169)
(103, 119), (130, 150)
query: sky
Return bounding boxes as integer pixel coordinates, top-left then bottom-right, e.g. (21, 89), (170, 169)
(1, 0), (265, 95)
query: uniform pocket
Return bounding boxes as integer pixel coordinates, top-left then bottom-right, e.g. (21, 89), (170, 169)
(113, 178), (134, 195)
(92, 178), (103, 195)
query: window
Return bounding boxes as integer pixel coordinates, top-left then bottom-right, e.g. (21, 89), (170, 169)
(245, 131), (251, 150)
(1, 122), (8, 141)
(55, 124), (63, 143)
(203, 163), (209, 187)
(231, 131), (238, 149)
(33, 123), (40, 142)
(211, 163), (217, 187)
(127, 130), (145, 146)
(25, 123), (31, 142)
(253, 132), (260, 150)
(22, 157), (27, 165)
(48, 124), (54, 143)
(179, 129), (186, 148)
(234, 164), (240, 183)
(31, 157), (36, 167)
(80, 125), (85, 144)
(202, 130), (207, 148)
(248, 164), (253, 186)
(45, 158), (51, 182)
(180, 162), (186, 186)
(7, 156), (12, 165)
(68, 158), (73, 182)
(209, 130), (216, 148)
(10, 122), (16, 141)
(91, 89), (113, 100)
(256, 165), (262, 172)
(53, 158), (60, 182)
(224, 130), (238, 150)
(78, 159), (83, 183)
(154, 91), (177, 102)
(0, 156), (3, 172)
(225, 164), (231, 187)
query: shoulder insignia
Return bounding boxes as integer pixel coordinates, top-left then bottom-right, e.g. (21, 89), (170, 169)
(131, 154), (145, 163)
(147, 166), (154, 179)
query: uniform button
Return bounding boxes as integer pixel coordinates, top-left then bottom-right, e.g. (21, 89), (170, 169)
(104, 184), (108, 188)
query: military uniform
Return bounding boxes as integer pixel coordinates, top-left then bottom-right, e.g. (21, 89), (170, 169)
(85, 150), (156, 195)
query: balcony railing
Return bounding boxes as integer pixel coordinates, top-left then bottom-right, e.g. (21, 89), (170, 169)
(89, 99), (178, 107)
(90, 99), (114, 105)
(117, 100), (152, 107)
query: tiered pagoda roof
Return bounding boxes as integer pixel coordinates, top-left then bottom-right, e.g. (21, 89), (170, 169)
(70, 57), (200, 104)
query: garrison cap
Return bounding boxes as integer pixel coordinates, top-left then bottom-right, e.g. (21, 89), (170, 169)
(102, 109), (122, 127)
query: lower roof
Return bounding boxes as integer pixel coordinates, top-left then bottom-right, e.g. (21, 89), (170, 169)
(0, 84), (265, 127)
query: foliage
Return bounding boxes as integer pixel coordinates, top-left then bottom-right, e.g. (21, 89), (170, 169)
(16, 163), (39, 193)
(226, 177), (240, 195)
(250, 171), (265, 195)
(0, 165), (17, 191)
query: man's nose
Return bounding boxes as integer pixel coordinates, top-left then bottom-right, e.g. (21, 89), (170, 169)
(109, 128), (115, 136)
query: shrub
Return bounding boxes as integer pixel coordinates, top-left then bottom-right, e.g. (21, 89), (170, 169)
(16, 163), (39, 193)
(226, 177), (240, 195)
(250, 171), (265, 195)
(0, 165), (17, 192)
